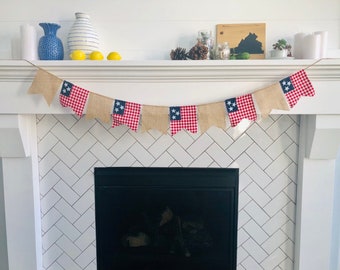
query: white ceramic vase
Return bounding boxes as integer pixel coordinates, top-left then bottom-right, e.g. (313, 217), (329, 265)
(67, 12), (99, 57)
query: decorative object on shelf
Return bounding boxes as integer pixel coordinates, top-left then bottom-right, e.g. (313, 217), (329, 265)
(89, 51), (104, 60)
(294, 31), (328, 59)
(107, 51), (122, 61)
(170, 47), (188, 60)
(236, 52), (250, 60)
(294, 33), (306, 59)
(170, 42), (208, 60)
(229, 49), (250, 60)
(67, 12), (100, 57)
(270, 39), (291, 58)
(38, 23), (64, 60)
(70, 50), (86, 60)
(197, 30), (214, 59)
(188, 41), (209, 60)
(170, 30), (212, 60)
(302, 34), (321, 59)
(216, 23), (266, 59)
(313, 31), (328, 58)
(20, 24), (38, 60)
(213, 42), (230, 60)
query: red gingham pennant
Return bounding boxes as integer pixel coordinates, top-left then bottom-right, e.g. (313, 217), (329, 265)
(169, 105), (198, 136)
(112, 99), (141, 132)
(59, 81), (89, 116)
(225, 94), (257, 127)
(280, 69), (315, 108)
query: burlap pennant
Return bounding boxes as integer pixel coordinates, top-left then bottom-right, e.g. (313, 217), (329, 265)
(253, 83), (290, 118)
(141, 105), (169, 134)
(85, 92), (113, 123)
(169, 105), (198, 136)
(27, 68), (63, 105)
(280, 69), (315, 108)
(198, 102), (227, 133)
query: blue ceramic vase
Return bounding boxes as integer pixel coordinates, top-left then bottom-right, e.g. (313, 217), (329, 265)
(38, 23), (64, 60)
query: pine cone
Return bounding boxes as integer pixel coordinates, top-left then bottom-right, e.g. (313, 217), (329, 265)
(188, 41), (209, 60)
(170, 47), (188, 60)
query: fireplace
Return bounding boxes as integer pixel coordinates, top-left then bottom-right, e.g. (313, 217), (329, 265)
(94, 167), (239, 270)
(1, 60), (340, 270)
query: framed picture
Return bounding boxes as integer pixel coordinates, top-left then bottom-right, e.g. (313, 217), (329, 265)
(216, 23), (266, 59)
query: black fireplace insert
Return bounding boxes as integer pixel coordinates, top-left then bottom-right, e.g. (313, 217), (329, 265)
(94, 167), (239, 270)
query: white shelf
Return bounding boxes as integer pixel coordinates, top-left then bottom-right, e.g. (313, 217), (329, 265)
(1, 59), (340, 82)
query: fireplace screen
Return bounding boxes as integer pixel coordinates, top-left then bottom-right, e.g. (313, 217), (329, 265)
(94, 167), (239, 270)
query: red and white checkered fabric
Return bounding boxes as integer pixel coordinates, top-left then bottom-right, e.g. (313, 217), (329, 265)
(170, 105), (198, 136)
(59, 82), (89, 116)
(227, 94), (257, 127)
(286, 69), (315, 108)
(112, 101), (141, 132)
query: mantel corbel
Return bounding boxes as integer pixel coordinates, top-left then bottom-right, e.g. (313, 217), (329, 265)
(0, 115), (35, 158)
(304, 115), (340, 159)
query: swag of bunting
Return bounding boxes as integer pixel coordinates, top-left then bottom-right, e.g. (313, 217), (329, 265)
(27, 67), (315, 136)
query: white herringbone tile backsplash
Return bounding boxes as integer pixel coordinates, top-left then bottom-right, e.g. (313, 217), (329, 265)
(37, 114), (299, 270)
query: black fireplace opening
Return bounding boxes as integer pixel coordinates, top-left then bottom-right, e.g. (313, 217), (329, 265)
(94, 167), (239, 270)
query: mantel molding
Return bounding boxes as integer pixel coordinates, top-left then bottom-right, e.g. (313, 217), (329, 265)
(1, 59), (340, 83)
(1, 59), (340, 113)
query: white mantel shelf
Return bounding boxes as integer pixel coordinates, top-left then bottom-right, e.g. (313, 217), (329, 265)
(1, 59), (340, 82)
(0, 59), (340, 113)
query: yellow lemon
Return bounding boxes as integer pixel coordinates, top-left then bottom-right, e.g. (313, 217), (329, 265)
(70, 50), (86, 60)
(89, 51), (104, 60)
(107, 52), (122, 61)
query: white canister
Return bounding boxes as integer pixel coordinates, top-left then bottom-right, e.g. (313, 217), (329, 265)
(67, 12), (100, 57)
(302, 34), (321, 59)
(20, 24), (38, 60)
(293, 32), (306, 59)
(314, 31), (328, 58)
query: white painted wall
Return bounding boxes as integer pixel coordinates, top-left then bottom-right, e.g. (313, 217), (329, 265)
(0, 1), (340, 269)
(0, 0), (339, 60)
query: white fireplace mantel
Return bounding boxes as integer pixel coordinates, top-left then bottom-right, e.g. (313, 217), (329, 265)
(0, 59), (340, 113)
(1, 59), (340, 270)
